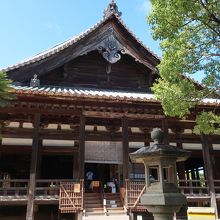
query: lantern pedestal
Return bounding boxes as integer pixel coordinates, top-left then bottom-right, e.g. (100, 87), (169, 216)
(141, 193), (186, 220)
(130, 128), (191, 220)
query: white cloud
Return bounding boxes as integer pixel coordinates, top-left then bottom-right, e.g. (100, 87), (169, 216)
(43, 22), (62, 36)
(137, 0), (152, 15)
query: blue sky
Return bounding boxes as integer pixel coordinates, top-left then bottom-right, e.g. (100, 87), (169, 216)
(0, 0), (161, 69)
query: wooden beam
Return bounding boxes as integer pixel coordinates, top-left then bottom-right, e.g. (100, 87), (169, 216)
(122, 117), (129, 184)
(201, 134), (218, 218)
(26, 113), (40, 220)
(1, 127), (220, 143)
(78, 116), (85, 180)
(0, 106), (82, 116)
(0, 115), (198, 129)
(0, 145), (79, 155)
(83, 111), (165, 120)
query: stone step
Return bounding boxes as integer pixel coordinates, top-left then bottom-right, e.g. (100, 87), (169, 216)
(107, 207), (124, 210)
(107, 209), (125, 215)
(84, 207), (104, 214)
(82, 213), (129, 220)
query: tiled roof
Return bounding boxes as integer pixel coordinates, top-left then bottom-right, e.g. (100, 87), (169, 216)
(1, 12), (159, 72)
(11, 85), (220, 106)
(12, 85), (156, 102)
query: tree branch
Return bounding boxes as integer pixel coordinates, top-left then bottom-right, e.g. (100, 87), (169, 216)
(199, 0), (220, 26)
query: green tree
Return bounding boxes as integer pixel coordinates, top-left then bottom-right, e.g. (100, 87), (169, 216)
(0, 71), (13, 107)
(148, 0), (220, 135)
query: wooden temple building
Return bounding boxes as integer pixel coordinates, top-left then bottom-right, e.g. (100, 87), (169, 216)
(0, 1), (220, 220)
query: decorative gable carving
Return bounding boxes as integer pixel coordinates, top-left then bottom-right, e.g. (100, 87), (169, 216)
(98, 31), (125, 64)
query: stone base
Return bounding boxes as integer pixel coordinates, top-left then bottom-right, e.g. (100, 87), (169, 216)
(153, 213), (173, 220)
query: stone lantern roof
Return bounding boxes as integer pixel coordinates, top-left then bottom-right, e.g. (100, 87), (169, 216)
(130, 128), (191, 163)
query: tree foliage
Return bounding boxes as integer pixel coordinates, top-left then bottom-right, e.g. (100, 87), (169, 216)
(148, 0), (220, 134)
(0, 71), (13, 107)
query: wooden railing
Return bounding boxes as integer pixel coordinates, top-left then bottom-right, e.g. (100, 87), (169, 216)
(35, 179), (70, 197)
(125, 179), (147, 211)
(0, 179), (29, 197)
(59, 180), (84, 213)
(0, 179), (83, 201)
(179, 179), (220, 195)
(1, 178), (219, 210)
(178, 179), (209, 195)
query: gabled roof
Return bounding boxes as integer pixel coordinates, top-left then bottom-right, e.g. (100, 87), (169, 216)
(2, 4), (160, 82)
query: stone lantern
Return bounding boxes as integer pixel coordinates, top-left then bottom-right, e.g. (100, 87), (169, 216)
(129, 128), (190, 220)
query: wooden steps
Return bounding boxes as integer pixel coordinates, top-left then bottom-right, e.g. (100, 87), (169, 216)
(104, 193), (125, 214)
(84, 193), (104, 214)
(84, 192), (125, 217)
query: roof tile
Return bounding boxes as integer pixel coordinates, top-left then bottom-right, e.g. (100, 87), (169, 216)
(11, 85), (220, 107)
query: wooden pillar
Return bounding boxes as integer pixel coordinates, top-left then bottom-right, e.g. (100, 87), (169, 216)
(195, 168), (200, 180)
(122, 117), (129, 185)
(209, 139), (220, 180)
(73, 153), (78, 180)
(26, 113), (40, 220)
(73, 141), (79, 180)
(172, 129), (186, 187)
(191, 169), (196, 180)
(0, 130), (2, 159)
(118, 164), (122, 187)
(191, 168), (197, 186)
(78, 116), (85, 180)
(186, 170), (190, 180)
(36, 139), (42, 179)
(177, 147), (186, 180)
(0, 123), (4, 159)
(176, 138), (186, 184)
(201, 134), (218, 218)
(161, 119), (169, 145)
